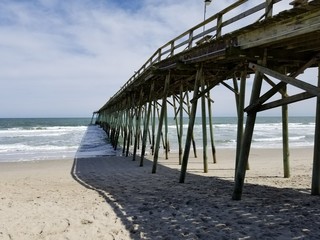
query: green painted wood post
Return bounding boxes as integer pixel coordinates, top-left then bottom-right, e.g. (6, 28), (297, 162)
(179, 84), (184, 165)
(172, 95), (182, 164)
(180, 66), (202, 183)
(133, 91), (144, 161)
(123, 109), (129, 155)
(282, 84), (290, 178)
(164, 100), (169, 160)
(201, 77), (208, 173)
(207, 89), (216, 164)
(151, 100), (156, 155)
(114, 112), (122, 150)
(126, 108), (133, 157)
(235, 71), (247, 169)
(312, 64), (320, 195)
(156, 105), (166, 150)
(152, 73), (171, 173)
(185, 91), (198, 158)
(140, 83), (154, 167)
(232, 68), (264, 200)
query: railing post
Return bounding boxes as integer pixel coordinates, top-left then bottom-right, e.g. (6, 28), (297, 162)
(266, 0), (273, 18)
(188, 31), (193, 49)
(157, 48), (162, 62)
(217, 14), (223, 38)
(170, 41), (175, 56)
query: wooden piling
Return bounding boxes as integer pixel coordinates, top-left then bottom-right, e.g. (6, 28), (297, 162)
(151, 100), (156, 155)
(140, 83), (154, 166)
(282, 85), (290, 178)
(312, 64), (320, 195)
(152, 73), (170, 173)
(180, 66), (202, 183)
(133, 91), (144, 161)
(185, 91), (198, 158)
(207, 89), (216, 164)
(172, 95), (182, 164)
(201, 77), (208, 173)
(232, 66), (264, 200)
(179, 84), (184, 165)
(235, 71), (247, 169)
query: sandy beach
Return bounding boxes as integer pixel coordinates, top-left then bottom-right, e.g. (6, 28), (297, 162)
(1, 147), (320, 239)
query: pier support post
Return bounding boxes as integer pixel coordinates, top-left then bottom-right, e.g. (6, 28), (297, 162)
(133, 91), (144, 161)
(140, 84), (154, 166)
(164, 101), (169, 159)
(312, 64), (320, 195)
(179, 85), (184, 165)
(152, 73), (170, 173)
(151, 100), (156, 155)
(180, 66), (202, 183)
(235, 71), (247, 169)
(186, 91), (198, 158)
(282, 85), (290, 178)
(201, 76), (208, 173)
(126, 108), (133, 157)
(207, 88), (216, 163)
(232, 66), (264, 200)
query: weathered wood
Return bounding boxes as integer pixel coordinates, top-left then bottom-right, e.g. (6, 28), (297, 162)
(249, 63), (320, 97)
(233, 61), (264, 200)
(96, 1), (320, 200)
(164, 101), (169, 160)
(179, 84), (184, 165)
(238, 8), (320, 49)
(172, 95), (182, 164)
(201, 77), (208, 173)
(282, 85), (290, 178)
(207, 89), (216, 164)
(151, 100), (156, 155)
(152, 74), (171, 173)
(140, 83), (154, 167)
(185, 91), (198, 158)
(133, 91), (144, 161)
(180, 66), (202, 183)
(311, 64), (320, 195)
(235, 71), (247, 169)
(126, 108), (133, 157)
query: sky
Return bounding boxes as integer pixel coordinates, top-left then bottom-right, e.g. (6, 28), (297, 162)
(0, 0), (317, 118)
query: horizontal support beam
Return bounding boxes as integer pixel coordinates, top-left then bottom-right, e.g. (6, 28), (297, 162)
(254, 92), (315, 112)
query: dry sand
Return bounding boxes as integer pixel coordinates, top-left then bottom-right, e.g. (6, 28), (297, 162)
(1, 147), (320, 239)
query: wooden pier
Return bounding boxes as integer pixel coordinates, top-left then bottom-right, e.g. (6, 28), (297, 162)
(95, 0), (320, 200)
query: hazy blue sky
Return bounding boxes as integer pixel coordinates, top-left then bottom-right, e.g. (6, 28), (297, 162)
(0, 0), (317, 117)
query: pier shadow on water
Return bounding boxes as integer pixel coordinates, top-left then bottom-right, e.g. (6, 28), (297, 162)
(72, 128), (320, 239)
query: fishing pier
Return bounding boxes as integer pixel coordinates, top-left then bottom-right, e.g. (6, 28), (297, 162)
(95, 0), (320, 200)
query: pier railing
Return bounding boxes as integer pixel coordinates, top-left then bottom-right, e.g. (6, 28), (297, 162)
(105, 0), (285, 107)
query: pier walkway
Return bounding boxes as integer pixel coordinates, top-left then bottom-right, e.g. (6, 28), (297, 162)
(95, 0), (320, 200)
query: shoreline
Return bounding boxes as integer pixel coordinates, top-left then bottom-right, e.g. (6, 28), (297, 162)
(1, 147), (319, 239)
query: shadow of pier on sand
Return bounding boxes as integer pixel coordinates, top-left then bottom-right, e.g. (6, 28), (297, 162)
(71, 153), (320, 240)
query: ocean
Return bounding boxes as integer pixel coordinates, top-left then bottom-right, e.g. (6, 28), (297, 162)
(0, 117), (315, 162)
